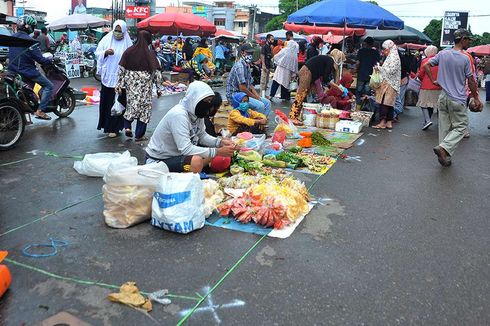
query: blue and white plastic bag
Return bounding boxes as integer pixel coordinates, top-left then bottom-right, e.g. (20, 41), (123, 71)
(151, 173), (205, 234)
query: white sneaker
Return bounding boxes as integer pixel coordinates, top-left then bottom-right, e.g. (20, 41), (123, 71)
(422, 121), (432, 130)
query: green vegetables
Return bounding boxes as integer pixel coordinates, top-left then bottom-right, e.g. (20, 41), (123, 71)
(311, 132), (332, 146)
(237, 150), (262, 162)
(235, 159), (263, 173)
(287, 146), (303, 153)
(276, 151), (304, 169)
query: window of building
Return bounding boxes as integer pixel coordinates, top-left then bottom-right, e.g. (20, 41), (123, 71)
(238, 22), (247, 28)
(214, 18), (226, 26)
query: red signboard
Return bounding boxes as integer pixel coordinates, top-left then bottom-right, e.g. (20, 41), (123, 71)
(125, 6), (150, 19)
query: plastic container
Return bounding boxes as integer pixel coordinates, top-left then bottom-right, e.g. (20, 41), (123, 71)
(303, 113), (316, 127)
(81, 86), (97, 96)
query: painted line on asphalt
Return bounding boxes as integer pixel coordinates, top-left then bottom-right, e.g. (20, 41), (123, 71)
(0, 156), (39, 167)
(0, 193), (102, 238)
(4, 257), (200, 302)
(177, 172), (324, 324)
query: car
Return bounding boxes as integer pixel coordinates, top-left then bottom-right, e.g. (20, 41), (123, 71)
(0, 26), (12, 62)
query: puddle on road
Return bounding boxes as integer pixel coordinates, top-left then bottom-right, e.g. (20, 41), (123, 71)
(300, 197), (346, 241)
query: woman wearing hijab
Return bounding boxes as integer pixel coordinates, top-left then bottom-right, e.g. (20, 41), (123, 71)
(416, 45), (441, 130)
(227, 92), (267, 135)
(182, 37), (194, 62)
(193, 38), (215, 74)
(95, 20), (132, 137)
(116, 30), (161, 141)
(145, 81), (236, 173)
(373, 40), (401, 129)
(329, 48), (347, 82)
(306, 36), (323, 61)
(270, 41), (298, 101)
(182, 54), (209, 82)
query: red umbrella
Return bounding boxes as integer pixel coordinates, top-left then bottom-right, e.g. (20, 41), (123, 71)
(284, 22), (365, 37)
(399, 43), (428, 51)
(215, 29), (235, 37)
(467, 44), (490, 57)
(137, 13), (217, 36)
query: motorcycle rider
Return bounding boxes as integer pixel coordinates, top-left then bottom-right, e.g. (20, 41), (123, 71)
(8, 15), (54, 120)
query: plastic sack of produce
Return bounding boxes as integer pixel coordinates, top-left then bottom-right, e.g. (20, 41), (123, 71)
(102, 163), (169, 228)
(73, 151), (137, 177)
(369, 70), (381, 89)
(151, 173), (205, 234)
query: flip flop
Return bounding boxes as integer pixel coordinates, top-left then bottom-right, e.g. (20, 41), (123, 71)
(372, 125), (386, 129)
(135, 136), (149, 142)
(125, 129), (133, 137)
(34, 114), (52, 120)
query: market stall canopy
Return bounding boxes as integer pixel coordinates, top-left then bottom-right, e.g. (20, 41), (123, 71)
(362, 26), (432, 44)
(284, 23), (365, 37)
(287, 0), (404, 30)
(0, 34), (38, 47)
(47, 14), (110, 31)
(256, 29), (306, 42)
(467, 44), (490, 57)
(398, 43), (428, 51)
(212, 29), (243, 42)
(137, 13), (217, 36)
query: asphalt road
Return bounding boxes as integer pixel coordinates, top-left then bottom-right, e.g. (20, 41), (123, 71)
(0, 79), (489, 325)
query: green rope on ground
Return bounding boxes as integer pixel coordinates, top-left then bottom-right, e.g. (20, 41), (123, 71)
(4, 258), (200, 302)
(0, 193), (102, 238)
(44, 151), (84, 160)
(307, 173), (323, 192)
(176, 234), (267, 326)
(0, 156), (39, 167)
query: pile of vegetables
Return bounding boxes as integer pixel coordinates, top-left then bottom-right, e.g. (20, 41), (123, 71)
(297, 153), (335, 173)
(275, 151), (304, 169)
(311, 131), (332, 146)
(217, 176), (310, 229)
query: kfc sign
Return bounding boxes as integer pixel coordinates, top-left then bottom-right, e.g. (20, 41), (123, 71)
(126, 6), (150, 19)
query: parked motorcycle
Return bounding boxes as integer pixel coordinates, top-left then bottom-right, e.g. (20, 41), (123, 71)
(156, 51), (184, 72)
(84, 48), (100, 82)
(0, 53), (76, 150)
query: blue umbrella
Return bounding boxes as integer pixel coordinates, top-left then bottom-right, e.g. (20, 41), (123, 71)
(287, 0), (403, 74)
(287, 0), (404, 30)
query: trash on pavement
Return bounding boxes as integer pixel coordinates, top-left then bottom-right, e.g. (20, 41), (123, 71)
(107, 282), (152, 312)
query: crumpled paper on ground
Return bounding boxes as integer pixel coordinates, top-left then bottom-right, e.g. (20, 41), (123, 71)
(108, 282), (152, 312)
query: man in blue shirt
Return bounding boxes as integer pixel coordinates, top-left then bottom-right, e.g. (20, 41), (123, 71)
(226, 43), (271, 117)
(214, 41), (228, 73)
(424, 29), (483, 166)
(8, 15), (53, 120)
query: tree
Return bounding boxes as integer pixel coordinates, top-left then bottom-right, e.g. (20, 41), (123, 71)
(367, 1), (378, 5)
(423, 19), (442, 47)
(265, 0), (317, 32)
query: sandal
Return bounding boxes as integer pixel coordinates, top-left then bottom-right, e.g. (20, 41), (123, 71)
(125, 129), (133, 137)
(135, 136), (149, 142)
(34, 113), (52, 120)
(372, 124), (386, 129)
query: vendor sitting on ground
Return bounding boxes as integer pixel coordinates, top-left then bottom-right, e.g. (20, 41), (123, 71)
(324, 72), (356, 110)
(145, 81), (235, 173)
(228, 92), (267, 136)
(182, 54), (209, 82)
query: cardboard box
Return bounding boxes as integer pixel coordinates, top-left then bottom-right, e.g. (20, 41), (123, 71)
(335, 120), (363, 134)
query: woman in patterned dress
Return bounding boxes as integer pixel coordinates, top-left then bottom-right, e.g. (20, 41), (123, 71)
(116, 30), (161, 141)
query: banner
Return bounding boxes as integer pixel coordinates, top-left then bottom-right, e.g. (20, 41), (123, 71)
(65, 52), (81, 79)
(441, 11), (469, 47)
(72, 0), (87, 15)
(125, 6), (150, 19)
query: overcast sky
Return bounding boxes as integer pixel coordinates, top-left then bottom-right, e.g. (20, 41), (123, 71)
(24, 0), (490, 35)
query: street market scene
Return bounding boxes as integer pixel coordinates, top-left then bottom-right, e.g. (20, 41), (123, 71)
(0, 0), (489, 324)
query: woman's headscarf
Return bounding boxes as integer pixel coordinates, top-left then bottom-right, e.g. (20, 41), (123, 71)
(274, 40), (299, 73)
(329, 48), (346, 81)
(380, 39), (401, 93)
(339, 72), (353, 88)
(95, 20), (133, 87)
(424, 45), (438, 58)
(120, 30), (160, 72)
(231, 92), (249, 117)
(193, 54), (207, 71)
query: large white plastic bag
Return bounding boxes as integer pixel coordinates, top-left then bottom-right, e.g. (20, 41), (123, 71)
(111, 100), (125, 116)
(151, 173), (205, 234)
(73, 151), (137, 177)
(103, 163), (169, 228)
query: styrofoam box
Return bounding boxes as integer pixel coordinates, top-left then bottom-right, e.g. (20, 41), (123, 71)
(335, 120), (363, 134)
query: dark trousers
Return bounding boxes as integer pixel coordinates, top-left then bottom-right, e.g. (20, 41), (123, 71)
(486, 81), (490, 101)
(97, 85), (123, 134)
(356, 80), (371, 104)
(124, 118), (147, 139)
(31, 73), (54, 111)
(270, 80), (290, 100)
(379, 104), (394, 121)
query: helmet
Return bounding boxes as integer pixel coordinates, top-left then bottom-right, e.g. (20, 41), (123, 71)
(17, 15), (37, 33)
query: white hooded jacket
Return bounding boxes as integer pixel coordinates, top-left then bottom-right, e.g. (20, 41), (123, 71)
(146, 81), (221, 160)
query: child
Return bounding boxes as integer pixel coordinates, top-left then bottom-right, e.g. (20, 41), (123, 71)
(227, 92), (267, 136)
